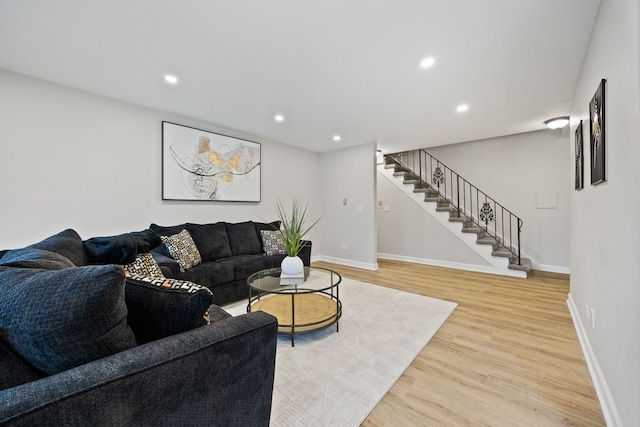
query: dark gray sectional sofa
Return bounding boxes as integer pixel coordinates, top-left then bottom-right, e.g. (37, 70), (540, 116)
(150, 221), (312, 306)
(0, 229), (278, 426)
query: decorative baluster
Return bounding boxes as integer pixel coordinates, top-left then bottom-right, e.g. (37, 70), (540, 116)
(480, 201), (494, 228)
(432, 166), (444, 189)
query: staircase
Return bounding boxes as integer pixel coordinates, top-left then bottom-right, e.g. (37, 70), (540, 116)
(381, 150), (532, 278)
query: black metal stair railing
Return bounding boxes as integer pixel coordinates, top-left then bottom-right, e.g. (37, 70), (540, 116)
(386, 150), (523, 265)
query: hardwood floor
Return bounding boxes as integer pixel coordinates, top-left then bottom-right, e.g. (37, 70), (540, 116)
(311, 259), (605, 427)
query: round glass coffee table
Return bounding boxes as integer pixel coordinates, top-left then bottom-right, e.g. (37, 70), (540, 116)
(246, 266), (342, 346)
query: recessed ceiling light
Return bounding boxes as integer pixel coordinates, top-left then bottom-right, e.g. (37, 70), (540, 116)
(164, 74), (178, 84)
(544, 116), (570, 129)
(456, 104), (469, 113)
(274, 114), (285, 122)
(420, 57), (435, 68)
(333, 135), (341, 142)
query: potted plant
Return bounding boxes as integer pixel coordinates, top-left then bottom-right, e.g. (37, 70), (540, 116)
(275, 198), (322, 275)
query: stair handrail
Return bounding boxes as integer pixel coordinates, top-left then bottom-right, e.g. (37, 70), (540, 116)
(386, 150), (523, 265)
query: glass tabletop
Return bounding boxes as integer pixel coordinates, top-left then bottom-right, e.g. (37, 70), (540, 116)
(247, 266), (341, 294)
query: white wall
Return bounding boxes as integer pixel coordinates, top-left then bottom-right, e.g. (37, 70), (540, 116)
(422, 130), (571, 272)
(319, 144), (377, 269)
(377, 170), (491, 270)
(0, 69), (324, 251)
(568, 0), (640, 425)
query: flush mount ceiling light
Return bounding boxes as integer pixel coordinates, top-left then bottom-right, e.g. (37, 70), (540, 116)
(274, 114), (285, 122)
(420, 57), (435, 68)
(333, 135), (341, 142)
(544, 116), (570, 129)
(456, 104), (469, 113)
(164, 74), (178, 84)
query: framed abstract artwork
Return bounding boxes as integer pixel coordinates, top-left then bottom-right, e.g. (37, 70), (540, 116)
(575, 120), (584, 190)
(589, 79), (606, 185)
(162, 121), (261, 201)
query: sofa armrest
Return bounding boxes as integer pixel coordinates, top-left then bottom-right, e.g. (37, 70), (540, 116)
(0, 311), (278, 427)
(298, 240), (312, 266)
(150, 249), (181, 276)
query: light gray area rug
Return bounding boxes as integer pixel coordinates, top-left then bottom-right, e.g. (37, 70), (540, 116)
(224, 278), (457, 427)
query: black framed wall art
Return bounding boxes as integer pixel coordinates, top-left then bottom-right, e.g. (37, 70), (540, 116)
(589, 79), (606, 185)
(162, 121), (261, 201)
(575, 120), (584, 190)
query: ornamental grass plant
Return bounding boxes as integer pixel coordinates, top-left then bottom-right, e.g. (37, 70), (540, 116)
(275, 198), (322, 257)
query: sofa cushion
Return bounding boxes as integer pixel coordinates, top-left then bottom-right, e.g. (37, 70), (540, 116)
(124, 252), (165, 278)
(219, 254), (277, 281)
(186, 222), (232, 261)
(83, 229), (162, 264)
(0, 337), (44, 391)
(225, 221), (262, 256)
(27, 229), (88, 266)
(168, 262), (235, 289)
(207, 304), (233, 322)
(0, 262), (137, 375)
(259, 230), (286, 256)
(254, 220), (281, 233)
(160, 229), (202, 272)
(124, 273), (213, 344)
(149, 223), (188, 237)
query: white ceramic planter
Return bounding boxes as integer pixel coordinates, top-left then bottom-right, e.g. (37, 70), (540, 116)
(281, 256), (304, 275)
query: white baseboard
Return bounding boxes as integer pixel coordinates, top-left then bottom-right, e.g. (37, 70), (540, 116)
(533, 262), (570, 275)
(567, 294), (621, 427)
(377, 252), (497, 275)
(377, 252), (570, 275)
(311, 255), (378, 271)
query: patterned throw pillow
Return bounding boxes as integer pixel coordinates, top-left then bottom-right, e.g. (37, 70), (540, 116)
(160, 229), (202, 272)
(124, 252), (164, 278)
(125, 273), (213, 344)
(260, 230), (286, 256)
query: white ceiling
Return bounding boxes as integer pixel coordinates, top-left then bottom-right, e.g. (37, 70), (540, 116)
(0, 0), (601, 154)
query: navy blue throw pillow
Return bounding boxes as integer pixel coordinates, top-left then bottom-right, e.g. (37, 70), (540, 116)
(124, 273), (213, 344)
(27, 229), (88, 267)
(0, 248), (75, 270)
(0, 263), (137, 375)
